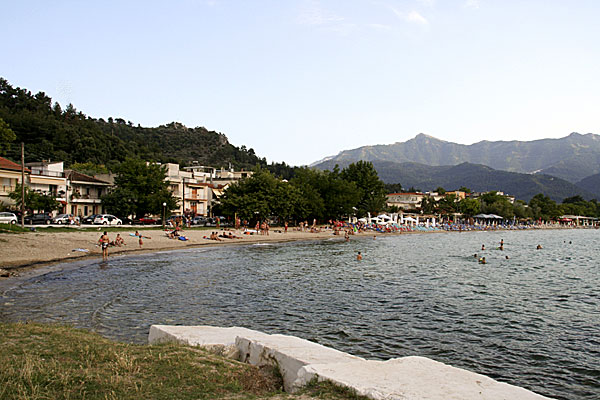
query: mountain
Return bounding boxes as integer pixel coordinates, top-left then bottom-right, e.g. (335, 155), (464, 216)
(315, 159), (597, 202)
(576, 173), (600, 199)
(313, 133), (600, 183)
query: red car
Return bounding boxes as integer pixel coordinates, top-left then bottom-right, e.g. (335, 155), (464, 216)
(137, 217), (158, 225)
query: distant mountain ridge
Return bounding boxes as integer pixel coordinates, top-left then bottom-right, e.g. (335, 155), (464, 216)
(313, 133), (600, 183)
(314, 159), (597, 202)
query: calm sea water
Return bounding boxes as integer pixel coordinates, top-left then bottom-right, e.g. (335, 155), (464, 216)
(1, 229), (599, 399)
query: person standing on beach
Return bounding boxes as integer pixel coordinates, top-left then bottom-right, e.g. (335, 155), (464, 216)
(284, 221), (288, 233)
(99, 231), (110, 260)
(135, 230), (143, 248)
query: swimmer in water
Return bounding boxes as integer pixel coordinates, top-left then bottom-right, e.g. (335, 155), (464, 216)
(536, 244), (543, 250)
(479, 257), (486, 264)
(357, 251), (362, 261)
(481, 244), (485, 251)
(505, 255), (510, 259)
(473, 253), (478, 258)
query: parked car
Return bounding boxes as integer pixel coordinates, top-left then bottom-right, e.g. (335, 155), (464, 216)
(165, 215), (184, 226)
(192, 216), (208, 226)
(0, 212), (17, 224)
(81, 214), (99, 224)
(93, 214), (122, 225)
(135, 217), (159, 225)
(52, 214), (80, 224)
(24, 213), (53, 225)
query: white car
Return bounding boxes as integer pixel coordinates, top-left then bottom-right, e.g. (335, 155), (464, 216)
(52, 213), (80, 224)
(93, 214), (122, 225)
(0, 212), (17, 224)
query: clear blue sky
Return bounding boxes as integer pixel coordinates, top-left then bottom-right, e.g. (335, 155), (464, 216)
(2, 1), (599, 166)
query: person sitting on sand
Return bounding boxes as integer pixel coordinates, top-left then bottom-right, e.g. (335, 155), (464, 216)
(210, 232), (223, 241)
(114, 234), (125, 247)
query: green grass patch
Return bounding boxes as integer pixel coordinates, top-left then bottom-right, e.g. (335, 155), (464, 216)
(0, 323), (368, 400)
(0, 223), (29, 234)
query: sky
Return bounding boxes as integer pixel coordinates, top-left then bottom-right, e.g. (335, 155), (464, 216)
(2, 0), (600, 166)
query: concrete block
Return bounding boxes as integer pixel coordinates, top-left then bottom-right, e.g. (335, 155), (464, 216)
(235, 333), (364, 392)
(298, 356), (552, 400)
(148, 325), (269, 358)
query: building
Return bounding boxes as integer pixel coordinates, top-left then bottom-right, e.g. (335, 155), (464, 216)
(164, 164), (253, 216)
(65, 170), (111, 217)
(0, 156), (30, 208)
(386, 192), (426, 210)
(25, 161), (67, 213)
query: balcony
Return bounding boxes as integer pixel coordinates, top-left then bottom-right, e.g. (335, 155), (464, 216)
(1, 185), (16, 195)
(30, 170), (65, 178)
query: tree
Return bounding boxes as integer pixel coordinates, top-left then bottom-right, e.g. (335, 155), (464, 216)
(458, 197), (481, 217)
(0, 117), (16, 155)
(529, 193), (561, 220)
(101, 159), (178, 218)
(420, 196), (436, 214)
(219, 167), (279, 221)
(70, 162), (109, 175)
(384, 183), (403, 194)
(340, 161), (387, 217)
(9, 183), (60, 213)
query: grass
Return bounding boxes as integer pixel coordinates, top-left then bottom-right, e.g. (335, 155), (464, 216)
(0, 223), (29, 234)
(0, 323), (369, 400)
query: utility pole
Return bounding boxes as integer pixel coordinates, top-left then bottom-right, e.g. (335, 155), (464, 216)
(20, 142), (25, 228)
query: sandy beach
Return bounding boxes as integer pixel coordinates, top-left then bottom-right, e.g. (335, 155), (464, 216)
(0, 226), (413, 274)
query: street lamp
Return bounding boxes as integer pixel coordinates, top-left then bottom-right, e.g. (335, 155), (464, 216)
(162, 202), (167, 228)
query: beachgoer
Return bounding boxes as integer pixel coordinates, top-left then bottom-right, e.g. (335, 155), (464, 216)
(481, 244), (485, 251)
(357, 251), (362, 261)
(114, 234), (125, 247)
(99, 231), (110, 259)
(473, 253), (478, 258)
(536, 244), (543, 249)
(284, 221), (288, 233)
(505, 255), (510, 259)
(479, 257), (486, 264)
(135, 230), (143, 248)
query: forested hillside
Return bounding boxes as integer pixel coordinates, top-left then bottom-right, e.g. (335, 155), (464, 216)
(0, 78), (265, 170)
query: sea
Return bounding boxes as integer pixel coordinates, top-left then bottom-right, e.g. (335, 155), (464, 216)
(1, 228), (598, 400)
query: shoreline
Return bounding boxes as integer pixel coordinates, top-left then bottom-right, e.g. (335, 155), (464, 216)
(0, 227), (441, 275)
(0, 223), (588, 276)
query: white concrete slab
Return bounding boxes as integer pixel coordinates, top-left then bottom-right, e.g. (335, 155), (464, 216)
(299, 356), (551, 400)
(148, 325), (554, 399)
(236, 333), (364, 391)
(148, 325), (269, 358)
